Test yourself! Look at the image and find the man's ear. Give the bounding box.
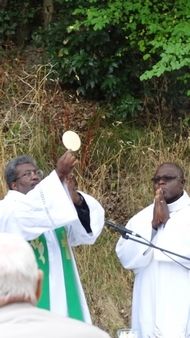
[181,178,186,185]
[10,181,17,190]
[35,270,43,302]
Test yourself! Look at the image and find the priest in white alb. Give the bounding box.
[116,162,190,338]
[0,151,105,324]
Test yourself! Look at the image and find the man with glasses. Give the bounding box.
[4,156,44,194]
[0,152,104,324]
[116,162,190,338]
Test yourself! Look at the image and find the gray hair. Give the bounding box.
[0,233,39,306]
[5,155,37,189]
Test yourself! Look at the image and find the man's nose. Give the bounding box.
[157,178,166,185]
[30,171,40,179]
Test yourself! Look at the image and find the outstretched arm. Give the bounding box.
[65,174,91,234]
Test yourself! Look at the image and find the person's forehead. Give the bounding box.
[155,164,179,176]
[16,163,36,173]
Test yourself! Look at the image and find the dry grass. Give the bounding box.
[0,55,190,337]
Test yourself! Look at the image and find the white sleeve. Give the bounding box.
[1,171,80,240]
[1,171,105,244]
[66,191,105,246]
[115,207,154,270]
[154,207,190,265]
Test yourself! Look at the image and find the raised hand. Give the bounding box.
[56,151,78,182]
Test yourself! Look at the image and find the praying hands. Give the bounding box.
[152,188,170,230]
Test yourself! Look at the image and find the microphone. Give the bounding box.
[105,222,190,268]
[105,220,141,238]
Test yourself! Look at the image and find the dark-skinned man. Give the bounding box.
[0,151,104,324]
[116,162,190,338]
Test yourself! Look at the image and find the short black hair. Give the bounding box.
[156,162,184,180]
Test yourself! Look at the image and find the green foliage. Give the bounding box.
[33,0,144,99]
[2,0,190,119]
[72,0,190,82]
[33,0,190,104]
[0,0,41,45]
[0,11,17,40]
[107,95,142,121]
[139,2,190,80]
[36,22,130,98]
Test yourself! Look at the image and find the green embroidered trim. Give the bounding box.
[30,234,50,310]
[55,227,84,321]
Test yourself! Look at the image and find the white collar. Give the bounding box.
[5,190,25,202]
[167,191,190,213]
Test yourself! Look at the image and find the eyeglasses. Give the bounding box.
[15,169,44,181]
[151,175,179,184]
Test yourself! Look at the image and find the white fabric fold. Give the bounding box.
[0,170,105,323]
[115,191,190,338]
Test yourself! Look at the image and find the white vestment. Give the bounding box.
[116,191,190,338]
[0,170,105,323]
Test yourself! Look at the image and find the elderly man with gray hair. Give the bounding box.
[0,151,105,323]
[0,233,110,338]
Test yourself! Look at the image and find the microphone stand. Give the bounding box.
[105,220,190,262]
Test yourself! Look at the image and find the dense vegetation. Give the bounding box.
[0,1,190,337]
[1,0,190,123]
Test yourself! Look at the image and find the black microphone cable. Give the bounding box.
[105,220,190,271]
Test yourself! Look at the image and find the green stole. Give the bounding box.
[30,227,84,321]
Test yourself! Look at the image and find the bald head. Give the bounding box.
[0,233,42,307]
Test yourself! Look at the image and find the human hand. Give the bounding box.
[152,188,169,230]
[56,151,78,182]
[65,174,83,205]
